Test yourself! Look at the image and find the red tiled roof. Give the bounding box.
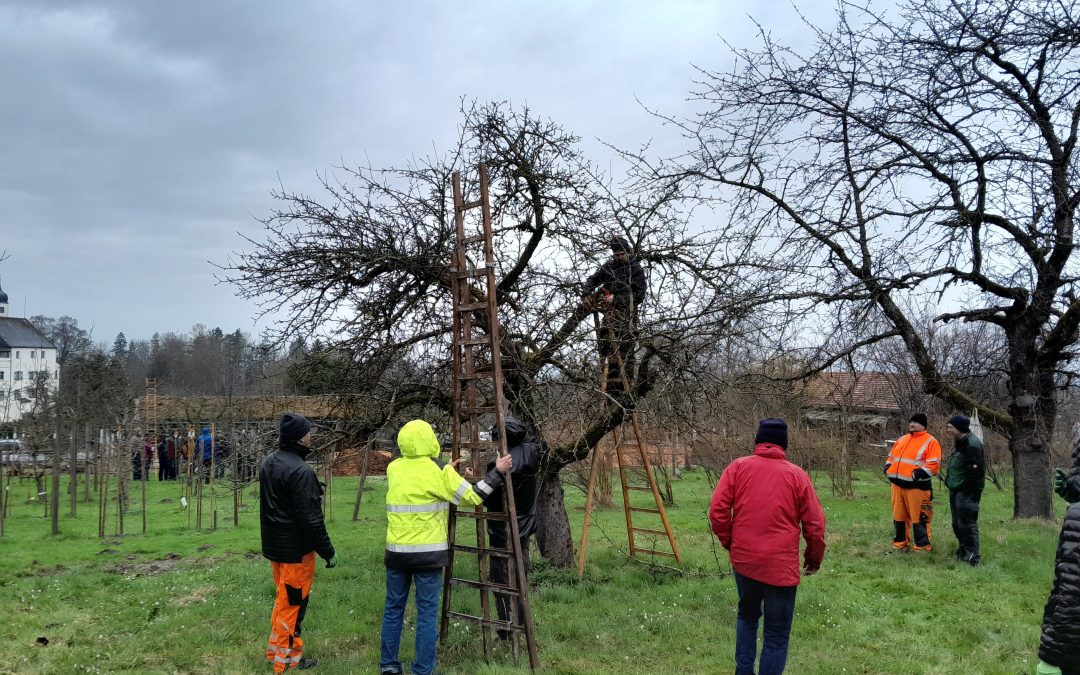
[802,371,920,412]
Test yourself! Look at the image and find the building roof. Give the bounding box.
[0,318,54,349]
[803,371,919,412]
[138,395,343,423]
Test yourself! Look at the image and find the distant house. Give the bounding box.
[802,371,921,439]
[0,281,59,424]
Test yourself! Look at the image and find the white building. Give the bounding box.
[0,282,59,424]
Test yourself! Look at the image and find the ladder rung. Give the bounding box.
[458,440,501,449]
[460,199,484,211]
[458,267,492,278]
[458,371,494,381]
[445,611,520,631]
[457,336,493,346]
[456,302,489,312]
[625,486,653,492]
[461,234,486,245]
[450,578,520,594]
[454,510,512,521]
[628,507,661,514]
[461,406,497,415]
[452,544,515,558]
[631,527,669,536]
[632,548,678,559]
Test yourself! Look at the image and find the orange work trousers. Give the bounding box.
[891,484,933,551]
[265,552,316,672]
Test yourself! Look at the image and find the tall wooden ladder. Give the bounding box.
[142,377,159,534]
[438,165,539,669]
[577,312,682,577]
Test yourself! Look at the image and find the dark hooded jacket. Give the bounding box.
[259,439,335,564]
[1062,435,1080,503]
[1039,501,1080,669]
[484,418,543,544]
[582,256,647,310]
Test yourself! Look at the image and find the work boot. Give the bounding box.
[296,657,318,670]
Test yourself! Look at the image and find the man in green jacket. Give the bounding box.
[945,415,986,566]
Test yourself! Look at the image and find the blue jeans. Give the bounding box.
[380,567,443,675]
[734,570,798,675]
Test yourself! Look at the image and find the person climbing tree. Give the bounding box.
[580,236,647,393]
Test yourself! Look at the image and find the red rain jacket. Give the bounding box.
[709,443,827,587]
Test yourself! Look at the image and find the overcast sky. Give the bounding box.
[0,0,839,345]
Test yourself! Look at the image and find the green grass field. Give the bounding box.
[0,468,1064,674]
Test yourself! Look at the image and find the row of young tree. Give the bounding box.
[223,0,1080,569]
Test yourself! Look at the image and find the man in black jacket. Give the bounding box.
[1038,435,1080,675]
[484,418,543,639]
[260,413,336,672]
[581,236,647,394]
[944,415,985,566]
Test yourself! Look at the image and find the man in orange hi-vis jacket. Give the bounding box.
[884,413,942,552]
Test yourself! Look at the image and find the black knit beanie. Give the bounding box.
[909,413,928,429]
[280,412,311,442]
[948,415,970,433]
[610,237,632,254]
[754,418,788,450]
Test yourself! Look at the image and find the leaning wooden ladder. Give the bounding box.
[577,311,682,577]
[142,377,159,534]
[438,164,539,669]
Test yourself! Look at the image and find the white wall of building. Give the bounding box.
[0,343,60,425]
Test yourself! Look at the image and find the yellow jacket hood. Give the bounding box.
[396,420,441,459]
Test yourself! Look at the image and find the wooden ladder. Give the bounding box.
[438,164,539,669]
[577,311,682,577]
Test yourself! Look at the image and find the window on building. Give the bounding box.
[13,372,21,381]
[0,372,4,380]
[0,351,8,358]
[30,351,35,359]
[15,351,19,359]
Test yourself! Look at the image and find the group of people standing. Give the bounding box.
[132,430,185,481]
[258,413,540,675]
[884,412,985,564]
[255,404,1080,674]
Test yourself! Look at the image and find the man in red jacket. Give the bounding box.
[709,418,827,675]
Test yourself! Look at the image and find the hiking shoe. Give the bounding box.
[297,657,318,670]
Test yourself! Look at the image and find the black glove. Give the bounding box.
[912,468,930,481]
[325,555,338,569]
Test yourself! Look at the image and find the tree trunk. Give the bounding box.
[1006,335,1055,519]
[1009,414,1054,519]
[535,466,575,567]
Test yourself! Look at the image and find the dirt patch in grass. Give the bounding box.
[173,586,214,607]
[104,558,182,578]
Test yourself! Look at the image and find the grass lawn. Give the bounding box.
[0,467,1064,674]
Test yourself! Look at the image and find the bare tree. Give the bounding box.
[637,0,1080,517]
[225,101,749,566]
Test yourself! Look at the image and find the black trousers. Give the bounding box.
[949,489,981,564]
[598,302,638,392]
[488,528,532,635]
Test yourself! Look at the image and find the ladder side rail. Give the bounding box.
[577,310,611,577]
[440,171,469,642]
[479,165,537,669]
[609,341,683,564]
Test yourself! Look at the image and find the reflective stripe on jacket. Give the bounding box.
[384,419,504,570]
[885,431,941,490]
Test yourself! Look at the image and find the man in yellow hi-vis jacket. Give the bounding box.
[379,419,511,675]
